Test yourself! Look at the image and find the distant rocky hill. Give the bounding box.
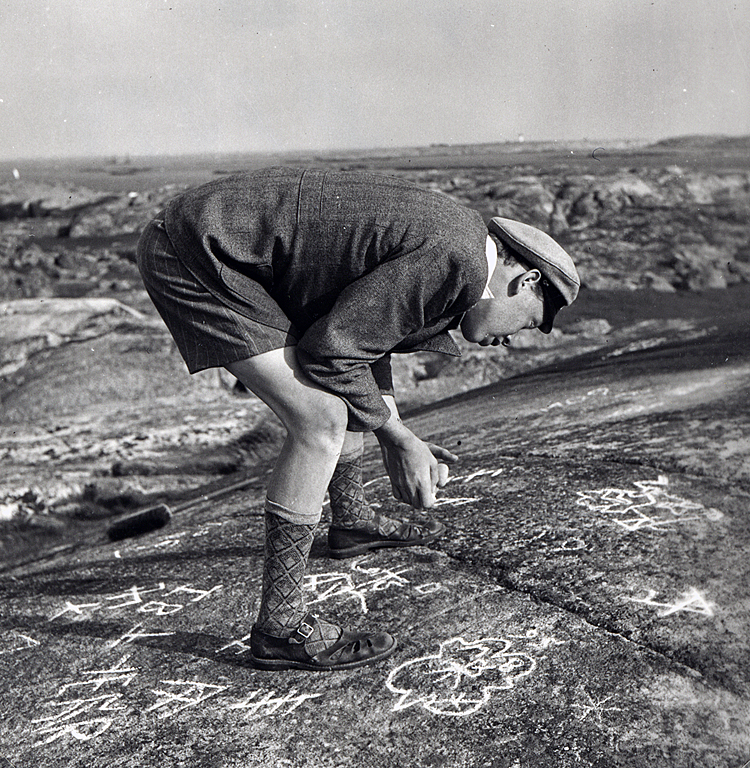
[418,164,750,292]
[1,136,748,299]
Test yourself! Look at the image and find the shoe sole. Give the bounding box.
[328,523,446,559]
[250,637,397,672]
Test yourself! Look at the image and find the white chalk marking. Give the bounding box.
[58,656,137,695]
[103,583,167,610]
[626,586,716,618]
[106,623,175,649]
[228,689,323,718]
[192,522,226,538]
[445,468,505,485]
[32,658,137,746]
[164,584,223,602]
[33,714,115,745]
[0,630,41,655]
[576,475,719,533]
[218,633,253,655]
[49,600,103,621]
[551,537,587,553]
[136,601,184,616]
[386,636,536,717]
[414,582,444,595]
[509,628,565,650]
[48,582,224,623]
[571,686,622,725]
[540,387,610,412]
[432,496,480,507]
[304,561,413,614]
[146,680,229,719]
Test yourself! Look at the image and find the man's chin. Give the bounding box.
[459,317,482,343]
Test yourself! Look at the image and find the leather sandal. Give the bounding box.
[328,515,446,559]
[250,613,397,671]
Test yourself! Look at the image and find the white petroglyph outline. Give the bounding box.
[445,467,506,485]
[49,600,103,621]
[31,657,136,746]
[28,654,325,747]
[508,628,566,651]
[360,472,483,507]
[146,680,229,719]
[300,558,447,614]
[115,525,226,556]
[571,685,623,725]
[0,630,41,655]
[227,689,323,718]
[57,656,138,695]
[106,623,176,649]
[48,582,223,622]
[552,537,587,553]
[302,558,433,614]
[386,636,536,717]
[218,633,253,656]
[33,712,117,745]
[575,475,723,533]
[303,566,409,614]
[432,496,480,507]
[625,586,716,618]
[539,387,611,413]
[414,582,445,596]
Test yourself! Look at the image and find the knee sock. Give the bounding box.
[328,453,375,528]
[257,508,312,636]
[328,454,398,535]
[257,504,341,653]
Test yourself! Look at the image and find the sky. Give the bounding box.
[2,0,749,160]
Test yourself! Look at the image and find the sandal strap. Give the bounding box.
[288,613,318,645]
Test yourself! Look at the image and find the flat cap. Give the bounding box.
[488,217,580,332]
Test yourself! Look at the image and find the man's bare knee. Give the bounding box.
[288,395,348,455]
[226,350,348,454]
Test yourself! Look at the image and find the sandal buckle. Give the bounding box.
[292,620,315,643]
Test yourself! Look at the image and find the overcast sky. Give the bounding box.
[2,0,748,160]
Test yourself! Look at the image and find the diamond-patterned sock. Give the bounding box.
[329,455,399,535]
[303,615,342,657]
[329,454,375,528]
[257,508,343,652]
[257,510,314,637]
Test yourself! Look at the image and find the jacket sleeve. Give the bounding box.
[295,248,472,432]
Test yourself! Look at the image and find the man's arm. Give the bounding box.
[295,247,477,432]
[374,394,457,509]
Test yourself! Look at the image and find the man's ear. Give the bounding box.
[508,269,542,296]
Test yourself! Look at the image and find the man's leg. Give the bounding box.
[226,349,395,670]
[328,431,375,528]
[229,347,349,518]
[326,416,446,560]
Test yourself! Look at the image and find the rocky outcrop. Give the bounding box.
[421,166,750,292]
[0,297,159,376]
[2,156,750,298]
[2,140,748,536]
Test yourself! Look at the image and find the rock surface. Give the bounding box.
[0,137,748,766]
[0,311,747,767]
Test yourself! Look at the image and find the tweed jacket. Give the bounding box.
[165,167,488,431]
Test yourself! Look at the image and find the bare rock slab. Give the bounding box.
[1,322,748,767]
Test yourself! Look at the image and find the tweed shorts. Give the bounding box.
[136,216,297,374]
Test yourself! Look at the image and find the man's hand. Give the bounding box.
[426,442,459,488]
[375,418,458,509]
